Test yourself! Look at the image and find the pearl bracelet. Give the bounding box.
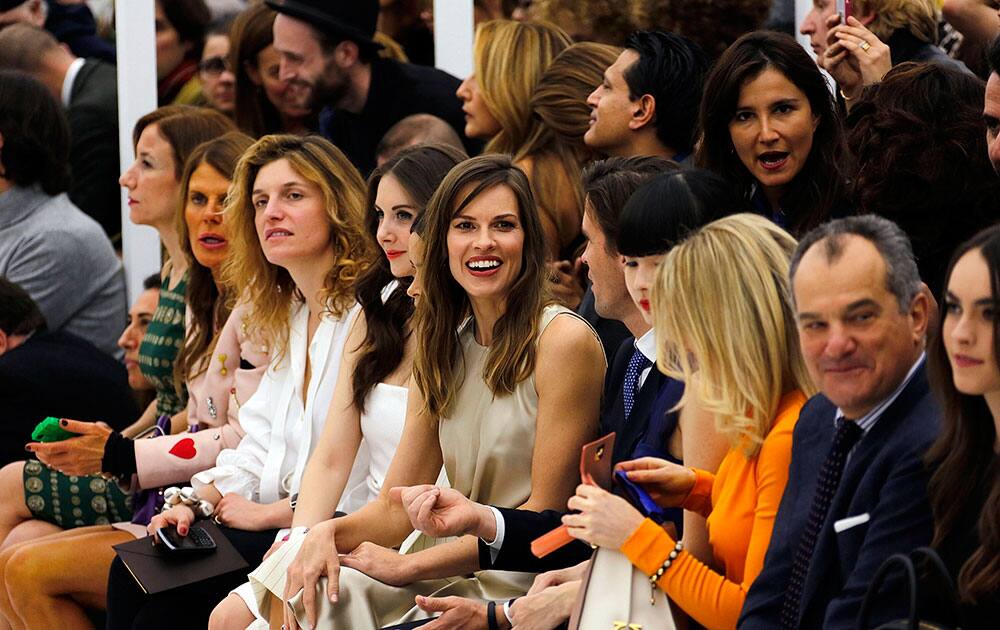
[648,539,684,603]
[162,486,215,518]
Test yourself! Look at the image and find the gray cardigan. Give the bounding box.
[0,186,126,359]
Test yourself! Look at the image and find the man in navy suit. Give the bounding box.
[739,215,940,629]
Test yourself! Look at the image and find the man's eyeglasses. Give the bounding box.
[198,57,231,77]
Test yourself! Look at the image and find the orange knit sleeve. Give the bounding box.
[680,467,715,517]
[739,413,796,588]
[619,423,795,630]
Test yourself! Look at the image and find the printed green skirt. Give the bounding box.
[23,460,133,527]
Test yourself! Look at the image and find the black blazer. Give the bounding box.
[739,362,941,629]
[67,59,121,240]
[0,330,138,466]
[480,337,684,573]
[319,57,480,175]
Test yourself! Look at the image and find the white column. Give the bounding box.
[433,0,475,78]
[115,0,161,303]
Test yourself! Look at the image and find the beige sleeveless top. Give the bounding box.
[438,304,574,509]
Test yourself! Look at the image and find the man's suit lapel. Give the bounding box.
[68,59,95,104]
[798,363,929,623]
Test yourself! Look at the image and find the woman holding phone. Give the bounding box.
[562,214,814,630]
[0,132,263,630]
[102,135,374,628]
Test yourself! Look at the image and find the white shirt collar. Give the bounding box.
[635,328,656,363]
[61,57,86,108]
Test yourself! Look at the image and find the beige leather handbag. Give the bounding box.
[567,546,677,630]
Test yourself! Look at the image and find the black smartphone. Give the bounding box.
[156,525,217,554]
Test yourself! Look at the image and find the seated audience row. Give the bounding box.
[0,1,998,628]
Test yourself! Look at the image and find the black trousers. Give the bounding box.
[105,525,278,630]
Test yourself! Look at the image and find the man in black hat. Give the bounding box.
[266,0,477,174]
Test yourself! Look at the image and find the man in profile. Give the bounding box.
[584,31,708,163]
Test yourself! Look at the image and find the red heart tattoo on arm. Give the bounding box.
[168,438,197,460]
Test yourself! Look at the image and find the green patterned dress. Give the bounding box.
[23,269,189,527]
[138,269,189,416]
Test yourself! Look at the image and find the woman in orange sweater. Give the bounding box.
[564,213,816,630]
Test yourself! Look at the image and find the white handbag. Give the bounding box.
[568,546,677,630]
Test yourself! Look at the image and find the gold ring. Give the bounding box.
[859,40,871,52]
[212,515,221,525]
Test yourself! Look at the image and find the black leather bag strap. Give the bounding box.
[910,547,963,623]
[857,552,918,630]
[857,547,963,630]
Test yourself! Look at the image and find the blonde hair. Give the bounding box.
[853,0,938,44]
[652,213,815,456]
[222,134,373,360]
[474,19,571,155]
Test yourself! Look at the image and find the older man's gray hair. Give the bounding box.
[789,215,922,312]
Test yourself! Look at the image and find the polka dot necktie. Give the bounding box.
[779,418,864,629]
[623,347,651,420]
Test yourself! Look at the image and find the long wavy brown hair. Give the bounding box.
[927,224,1000,603]
[171,131,255,394]
[413,155,549,418]
[222,134,373,361]
[351,143,466,413]
[514,41,620,256]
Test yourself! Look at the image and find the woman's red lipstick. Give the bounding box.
[953,354,984,368]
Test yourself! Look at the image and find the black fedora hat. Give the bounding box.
[265,0,381,49]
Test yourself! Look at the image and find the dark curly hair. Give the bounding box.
[846,62,1000,295]
[529,0,637,45]
[0,71,70,195]
[634,0,772,60]
[697,31,849,237]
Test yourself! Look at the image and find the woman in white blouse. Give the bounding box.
[103,134,374,629]
[210,144,468,628]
